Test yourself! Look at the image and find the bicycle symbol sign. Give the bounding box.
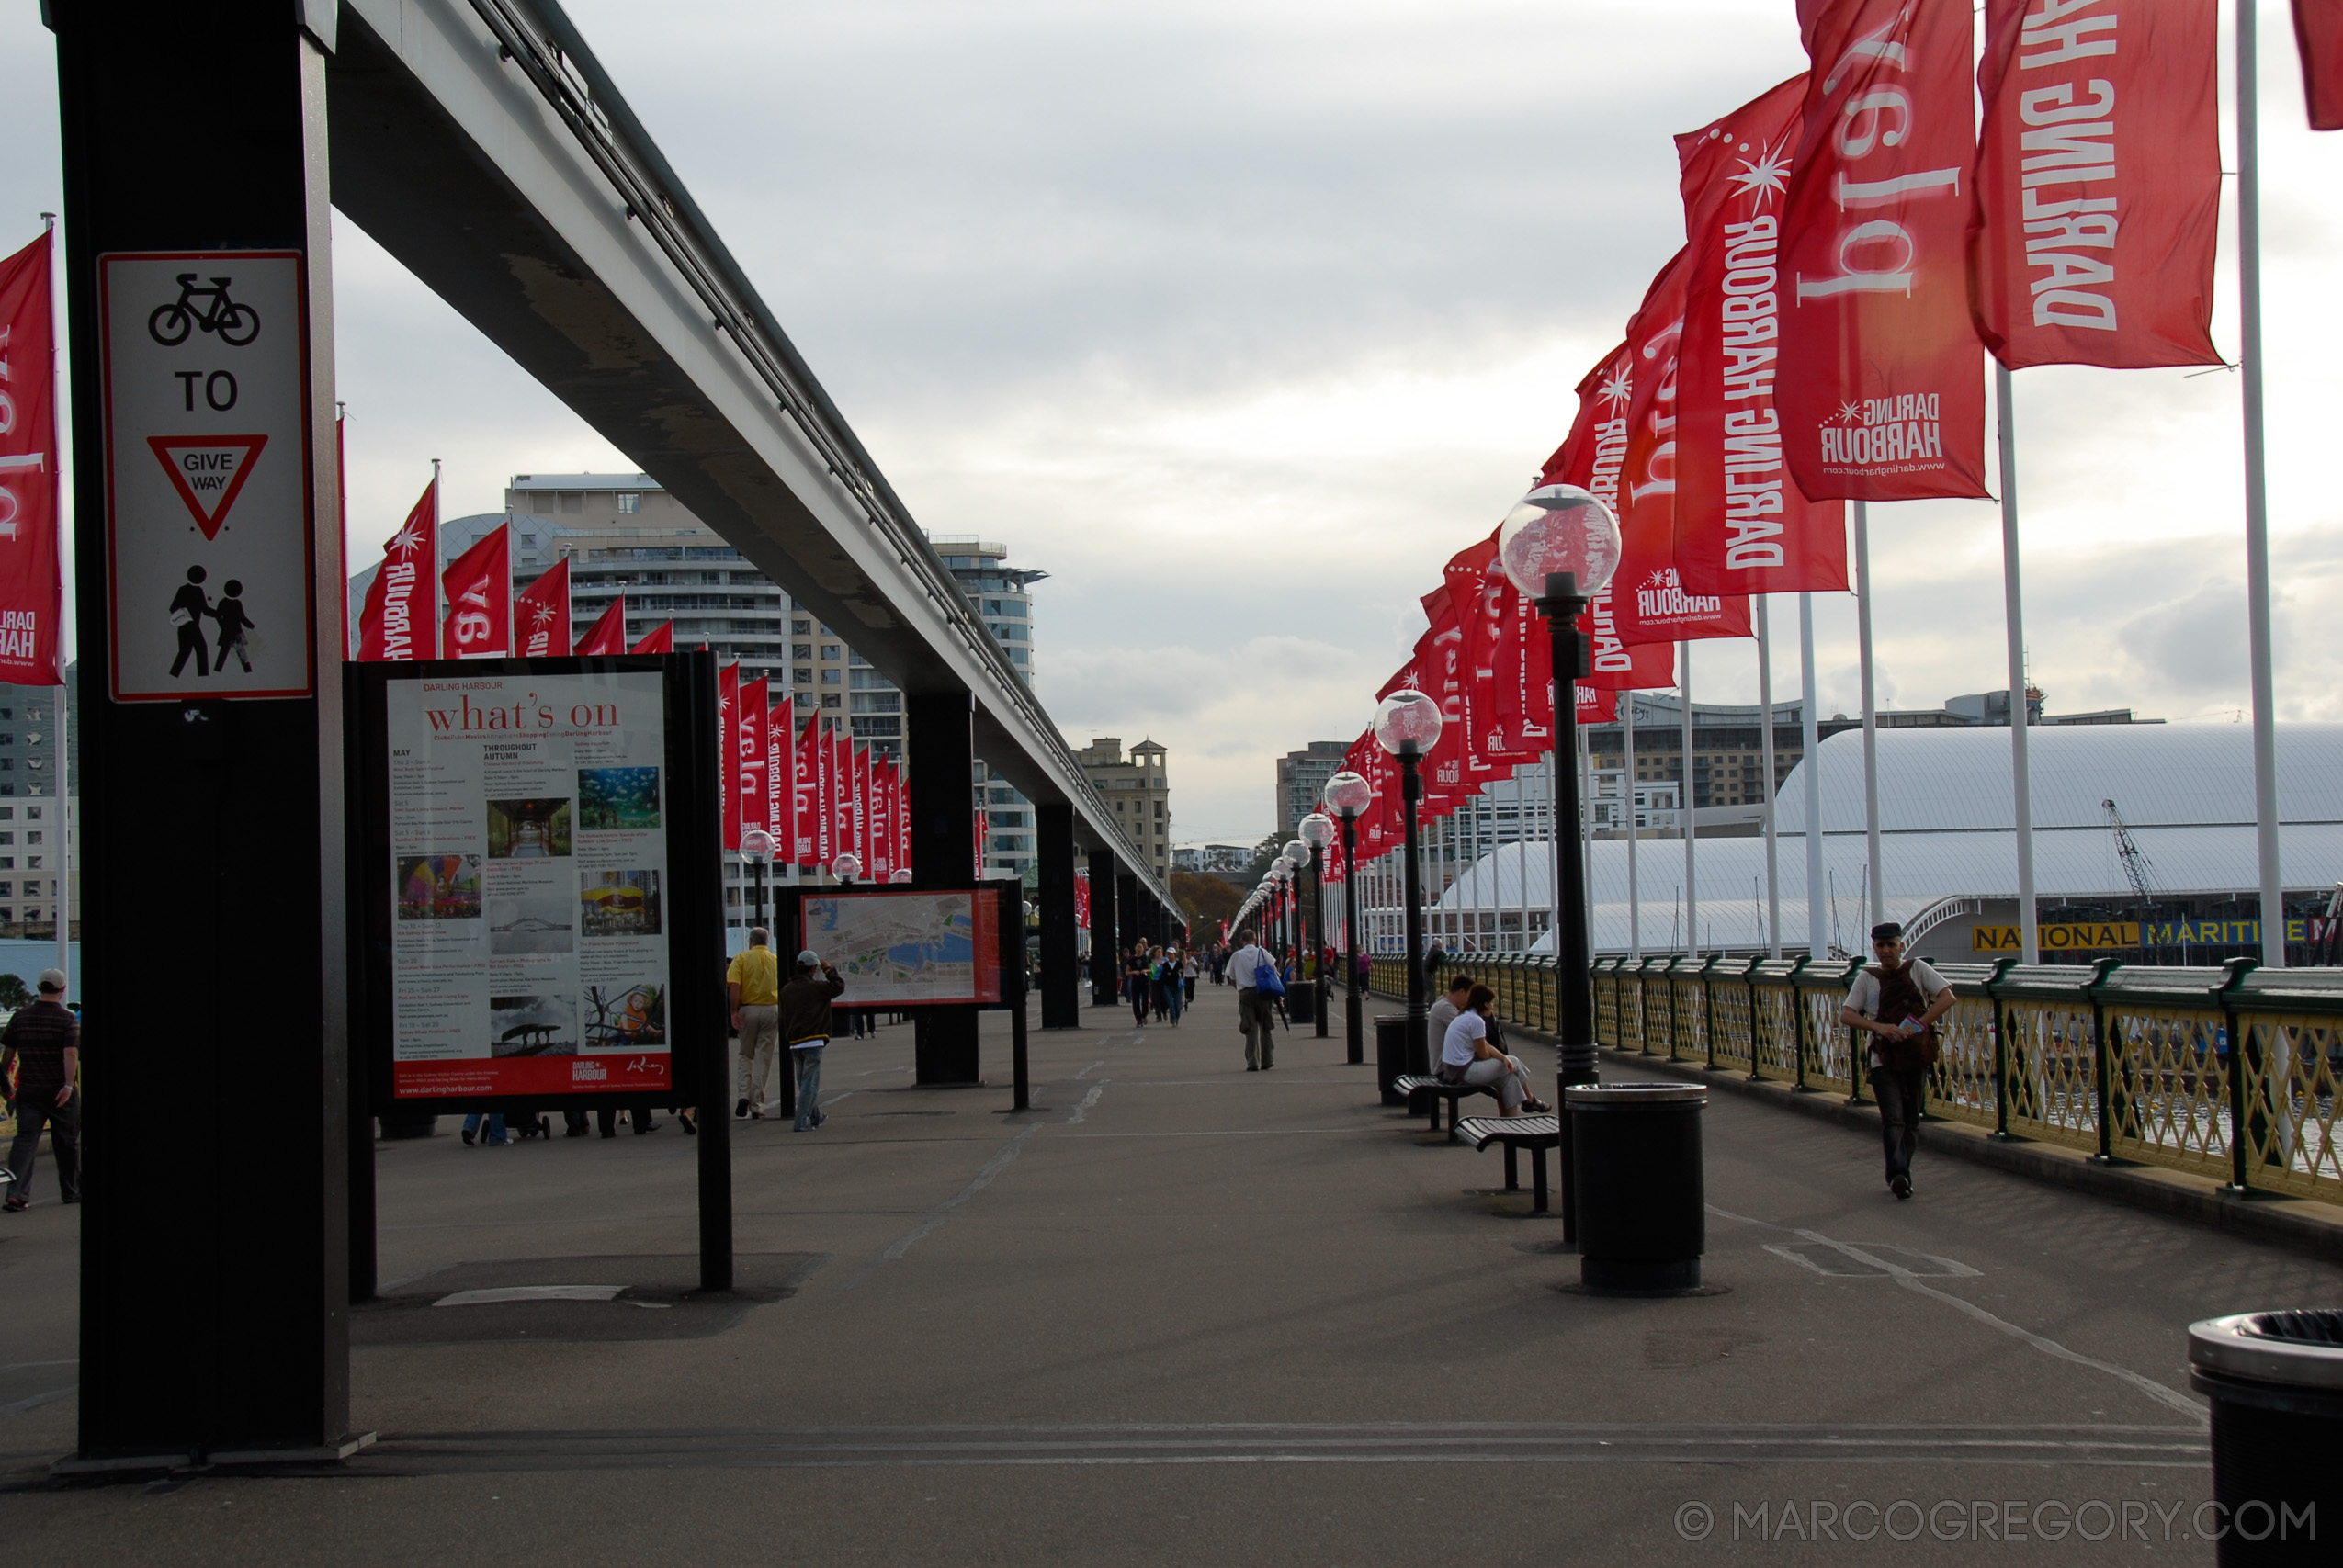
[148,274,262,348]
[98,250,314,704]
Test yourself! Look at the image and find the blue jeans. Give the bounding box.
[1164,983,1184,1023]
[793,1044,826,1130]
[463,1111,508,1145]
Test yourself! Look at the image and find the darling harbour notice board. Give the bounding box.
[787,886,1013,1007]
[352,658,722,1110]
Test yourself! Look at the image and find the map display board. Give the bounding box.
[798,887,1005,1006]
[382,670,673,1099]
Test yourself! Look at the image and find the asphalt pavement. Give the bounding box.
[3,980,2337,1565]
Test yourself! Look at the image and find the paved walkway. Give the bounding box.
[5,982,2339,1563]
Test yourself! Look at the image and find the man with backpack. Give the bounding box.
[1223,928,1281,1071]
[1840,921,1955,1201]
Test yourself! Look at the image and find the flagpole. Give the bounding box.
[1800,592,1826,959]
[1624,689,1641,961]
[1996,362,2039,964]
[1757,596,1780,959]
[44,213,70,980]
[1680,642,1696,957]
[1579,712,1593,955]
[2237,0,2285,966]
[1855,501,1885,936]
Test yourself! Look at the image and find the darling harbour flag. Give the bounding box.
[737,675,769,840]
[441,524,512,659]
[1972,0,2224,369]
[1779,0,1990,502]
[719,662,741,852]
[514,558,570,657]
[1671,74,1850,596]
[629,620,673,654]
[0,233,62,684]
[1538,344,1681,692]
[796,709,823,867]
[573,593,627,655]
[767,692,794,858]
[356,476,437,660]
[2296,0,2343,129]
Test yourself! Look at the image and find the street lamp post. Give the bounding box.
[1300,814,1335,1039]
[741,828,775,938]
[1281,839,1309,1021]
[1374,688,1443,1079]
[1495,481,1622,1097]
[1322,773,1372,1065]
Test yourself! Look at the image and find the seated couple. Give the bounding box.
[1429,976,1551,1116]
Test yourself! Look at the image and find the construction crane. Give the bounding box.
[2102,798,2158,911]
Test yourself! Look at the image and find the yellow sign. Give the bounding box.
[1972,922,2140,953]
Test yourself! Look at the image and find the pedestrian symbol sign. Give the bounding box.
[99,252,315,703]
[145,434,268,540]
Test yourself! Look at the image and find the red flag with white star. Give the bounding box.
[1779,0,1989,501]
[515,558,570,658]
[574,593,627,655]
[1672,75,1850,595]
[356,475,437,660]
[737,675,769,839]
[719,662,741,852]
[629,621,673,654]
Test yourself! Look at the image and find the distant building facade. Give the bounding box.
[0,665,74,937]
[1274,741,1350,840]
[1079,738,1172,877]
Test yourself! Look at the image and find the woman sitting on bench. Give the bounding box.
[1438,985,1551,1116]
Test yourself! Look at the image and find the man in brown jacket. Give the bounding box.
[1840,923,1953,1201]
[778,950,847,1132]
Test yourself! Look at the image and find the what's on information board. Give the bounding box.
[791,886,1010,1008]
[384,670,675,1099]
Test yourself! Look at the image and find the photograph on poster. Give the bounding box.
[488,890,576,954]
[580,870,662,937]
[490,994,578,1057]
[395,853,481,920]
[583,982,665,1050]
[488,797,572,859]
[579,766,662,831]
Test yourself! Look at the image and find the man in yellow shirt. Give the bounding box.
[728,928,783,1119]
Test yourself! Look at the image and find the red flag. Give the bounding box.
[1778,1,1990,502]
[1574,684,1620,724]
[795,712,822,868]
[896,756,912,879]
[853,742,871,863]
[719,664,741,852]
[515,558,570,658]
[0,234,62,685]
[630,621,673,654]
[737,676,769,838]
[357,477,437,661]
[574,593,628,655]
[1075,869,1092,931]
[1673,75,1851,595]
[441,525,511,659]
[1972,0,2222,369]
[832,730,854,867]
[2296,0,2343,128]
[779,708,798,865]
[869,755,894,879]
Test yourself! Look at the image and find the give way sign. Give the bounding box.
[98,251,315,702]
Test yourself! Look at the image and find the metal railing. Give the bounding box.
[1369,952,2343,1206]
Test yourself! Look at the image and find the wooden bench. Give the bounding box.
[1457,1113,1562,1212]
[1390,1073,1498,1138]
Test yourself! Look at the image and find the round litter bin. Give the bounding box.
[2188,1310,2343,1564]
[1566,1082,1706,1292]
[1374,1015,1413,1106]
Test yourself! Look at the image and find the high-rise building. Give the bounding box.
[925,539,1046,882]
[1078,738,1172,877]
[1274,741,1349,840]
[0,666,76,937]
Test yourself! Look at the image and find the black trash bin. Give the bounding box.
[1374,1014,1414,1106]
[2189,1310,2343,1564]
[1566,1082,1706,1292]
[1288,984,1316,1026]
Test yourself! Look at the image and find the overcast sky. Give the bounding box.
[6,1,2343,844]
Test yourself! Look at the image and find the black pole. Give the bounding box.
[1311,844,1329,1038]
[1400,751,1429,1077]
[1341,815,1363,1065]
[1011,958,1031,1111]
[1534,571,1599,1094]
[753,856,766,936]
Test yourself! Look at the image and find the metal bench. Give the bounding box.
[1457,1113,1561,1212]
[1390,1073,1497,1138]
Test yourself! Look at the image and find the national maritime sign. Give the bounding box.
[98,252,314,702]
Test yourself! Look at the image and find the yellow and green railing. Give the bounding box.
[1366,951,2343,1206]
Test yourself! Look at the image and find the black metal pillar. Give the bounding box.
[1534,573,1599,1091]
[907,691,979,1082]
[1088,848,1116,1005]
[1400,754,1429,1077]
[1310,845,1330,1038]
[1117,873,1141,960]
[1341,817,1364,1064]
[1037,804,1079,1028]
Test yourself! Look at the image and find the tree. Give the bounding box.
[1236,832,1285,886]
[1172,871,1241,933]
[0,972,28,1010]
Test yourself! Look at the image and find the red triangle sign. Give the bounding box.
[146,434,269,541]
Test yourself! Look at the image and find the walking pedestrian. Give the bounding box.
[1182,948,1199,1005]
[460,1111,508,1146]
[1225,928,1280,1070]
[730,927,784,1119]
[1125,941,1151,1028]
[779,949,848,1132]
[1840,921,1953,1201]
[1162,947,1186,1027]
[1,969,78,1210]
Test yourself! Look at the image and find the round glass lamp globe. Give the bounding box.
[1298,812,1336,848]
[889,868,912,884]
[1495,482,1621,600]
[740,827,775,861]
[832,852,862,881]
[1373,689,1443,757]
[1282,839,1309,865]
[1322,771,1373,818]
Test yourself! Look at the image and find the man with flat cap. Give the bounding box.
[2,968,78,1211]
[1840,922,1953,1201]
